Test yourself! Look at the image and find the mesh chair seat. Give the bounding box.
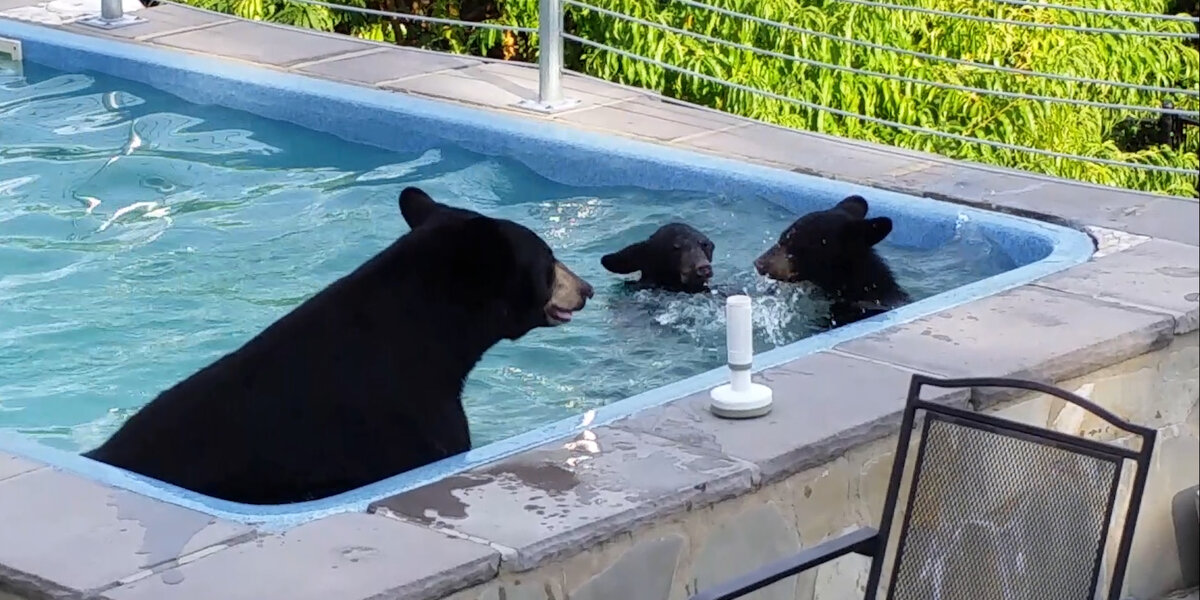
[889,413,1123,599]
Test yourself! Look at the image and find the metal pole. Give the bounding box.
[537,0,564,106]
[518,0,577,112]
[100,0,123,21]
[80,0,146,29]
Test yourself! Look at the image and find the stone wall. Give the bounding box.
[443,332,1199,600]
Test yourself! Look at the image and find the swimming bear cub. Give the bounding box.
[754,195,910,326]
[601,223,716,293]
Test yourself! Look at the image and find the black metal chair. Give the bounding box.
[688,374,1157,600]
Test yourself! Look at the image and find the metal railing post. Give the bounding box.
[538,0,564,106]
[518,0,579,113]
[80,0,147,29]
[100,0,123,21]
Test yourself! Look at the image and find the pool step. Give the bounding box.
[0,37,21,62]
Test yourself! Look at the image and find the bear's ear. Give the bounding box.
[601,241,648,274]
[842,216,893,248]
[398,187,443,229]
[834,195,869,219]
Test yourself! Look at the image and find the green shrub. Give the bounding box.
[181,0,1200,197]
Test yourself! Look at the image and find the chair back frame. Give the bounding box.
[863,375,1158,600]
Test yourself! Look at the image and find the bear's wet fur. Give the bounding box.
[601,223,716,293]
[754,195,910,327]
[84,187,593,505]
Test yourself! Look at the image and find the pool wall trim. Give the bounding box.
[0,17,1098,530]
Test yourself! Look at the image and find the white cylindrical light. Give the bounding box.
[725,295,753,393]
[709,295,774,419]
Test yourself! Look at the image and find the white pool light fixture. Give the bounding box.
[709,294,774,419]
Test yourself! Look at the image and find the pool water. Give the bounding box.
[0,61,1017,452]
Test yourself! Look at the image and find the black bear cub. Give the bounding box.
[754,195,910,326]
[601,223,716,293]
[84,187,594,505]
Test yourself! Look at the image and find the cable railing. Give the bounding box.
[984,0,1200,22]
[565,0,1195,117]
[662,0,1199,98]
[83,0,1200,188]
[565,32,1197,175]
[830,0,1200,38]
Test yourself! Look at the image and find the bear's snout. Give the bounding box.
[546,261,593,325]
[754,245,793,281]
[679,246,713,288]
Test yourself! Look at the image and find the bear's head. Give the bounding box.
[398,187,594,339]
[600,223,715,293]
[753,195,894,290]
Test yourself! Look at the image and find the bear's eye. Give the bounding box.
[821,239,827,246]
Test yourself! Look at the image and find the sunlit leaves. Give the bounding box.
[568,0,1199,196]
[180,0,1198,195]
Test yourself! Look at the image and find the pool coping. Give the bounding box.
[0,5,1198,600]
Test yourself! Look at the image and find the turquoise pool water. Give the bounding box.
[0,61,1017,453]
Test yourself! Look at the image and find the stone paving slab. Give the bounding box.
[1036,239,1200,335]
[835,284,1177,408]
[371,426,756,572]
[889,162,1200,246]
[679,121,934,181]
[64,2,229,40]
[105,513,499,600]
[0,452,41,482]
[383,66,532,110]
[0,0,142,24]
[295,46,481,85]
[0,0,36,11]
[1116,197,1200,248]
[553,95,747,142]
[613,351,969,485]
[149,19,373,67]
[473,61,643,103]
[385,61,642,112]
[0,467,254,596]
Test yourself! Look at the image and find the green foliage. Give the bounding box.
[180,0,1200,197]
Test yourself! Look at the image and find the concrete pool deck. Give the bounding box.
[0,3,1198,600]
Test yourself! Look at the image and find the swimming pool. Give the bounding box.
[0,60,1020,454]
[0,19,1093,527]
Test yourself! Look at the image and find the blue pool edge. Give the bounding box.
[0,18,1096,531]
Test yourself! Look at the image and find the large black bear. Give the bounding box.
[754,195,910,327]
[84,187,594,505]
